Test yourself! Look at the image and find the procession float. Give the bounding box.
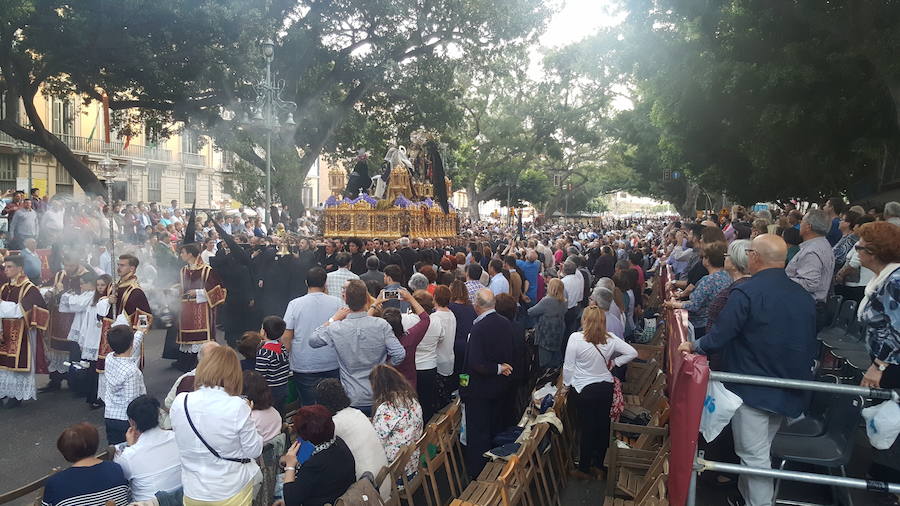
[323,131,459,238]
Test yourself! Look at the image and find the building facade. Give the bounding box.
[0,92,228,207]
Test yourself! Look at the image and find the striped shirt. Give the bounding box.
[325,268,360,298]
[41,461,130,506]
[103,331,146,421]
[256,340,291,387]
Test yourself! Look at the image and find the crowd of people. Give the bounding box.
[2,188,898,506]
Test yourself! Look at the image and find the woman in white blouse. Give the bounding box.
[170,346,263,505]
[563,305,637,481]
[402,289,456,424]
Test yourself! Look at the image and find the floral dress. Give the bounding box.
[862,266,900,366]
[681,269,732,330]
[372,399,423,477]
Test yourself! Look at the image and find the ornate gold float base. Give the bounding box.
[323,197,458,238]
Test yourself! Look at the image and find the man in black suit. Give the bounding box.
[460,288,515,478]
[396,236,417,283]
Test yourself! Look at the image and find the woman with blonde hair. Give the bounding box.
[563,306,638,480]
[528,277,568,369]
[170,346,263,505]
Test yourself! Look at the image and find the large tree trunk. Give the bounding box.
[466,181,480,220]
[675,180,700,218]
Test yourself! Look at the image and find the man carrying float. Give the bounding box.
[0,255,50,408]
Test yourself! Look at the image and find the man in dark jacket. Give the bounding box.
[460,288,514,478]
[396,236,417,283]
[210,223,257,347]
[679,234,817,506]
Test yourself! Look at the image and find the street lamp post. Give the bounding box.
[245,38,297,231]
[98,152,119,280]
[14,140,36,194]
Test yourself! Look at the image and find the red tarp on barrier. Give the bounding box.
[669,353,710,506]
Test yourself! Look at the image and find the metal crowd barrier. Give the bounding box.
[684,371,900,506]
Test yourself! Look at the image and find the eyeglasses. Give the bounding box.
[853,244,872,253]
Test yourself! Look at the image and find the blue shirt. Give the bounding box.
[487,273,510,295]
[681,269,732,329]
[517,259,540,301]
[42,461,130,506]
[284,292,344,373]
[693,268,817,417]
[826,217,842,246]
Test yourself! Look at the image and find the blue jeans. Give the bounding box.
[291,370,340,406]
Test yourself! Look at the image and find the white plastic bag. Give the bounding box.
[700,380,743,442]
[862,400,900,450]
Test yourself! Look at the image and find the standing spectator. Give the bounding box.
[883,201,900,226]
[370,364,423,479]
[679,234,818,506]
[460,289,514,478]
[465,263,486,304]
[113,395,182,502]
[325,252,360,298]
[528,278,568,369]
[786,209,836,331]
[486,258,509,295]
[834,215,877,303]
[852,222,900,485]
[707,240,753,334]
[407,288,455,422]
[310,279,406,415]
[316,379,390,500]
[381,264,410,312]
[563,306,637,480]
[281,405,357,506]
[255,315,290,409]
[347,238,367,275]
[823,196,846,246]
[42,423,130,506]
[832,211,861,272]
[359,255,385,293]
[494,293,530,423]
[591,277,626,340]
[282,267,343,406]
[665,242,731,339]
[448,280,478,376]
[170,346,263,505]
[199,237,217,264]
[104,322,148,445]
[517,249,541,305]
[561,261,585,339]
[10,198,38,250]
[375,288,430,387]
[21,237,42,283]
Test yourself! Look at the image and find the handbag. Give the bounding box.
[593,344,624,421]
[183,394,252,464]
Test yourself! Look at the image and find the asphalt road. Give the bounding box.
[0,328,188,504]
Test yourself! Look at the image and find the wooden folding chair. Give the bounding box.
[375,445,409,506]
[610,471,669,506]
[605,423,668,497]
[447,398,469,489]
[521,423,559,506]
[615,438,669,499]
[398,437,431,506]
[420,412,460,506]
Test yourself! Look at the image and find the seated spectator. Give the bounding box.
[370,364,423,479]
[282,405,356,506]
[316,379,390,500]
[170,346,263,504]
[243,370,283,443]
[114,395,182,502]
[42,423,130,506]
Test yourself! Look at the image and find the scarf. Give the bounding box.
[858,263,900,320]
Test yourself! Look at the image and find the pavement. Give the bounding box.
[0,328,186,505]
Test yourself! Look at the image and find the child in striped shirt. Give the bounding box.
[255,316,290,410]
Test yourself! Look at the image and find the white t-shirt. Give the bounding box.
[114,428,182,501]
[403,310,456,376]
[562,332,638,393]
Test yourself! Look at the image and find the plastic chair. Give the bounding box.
[777,375,839,438]
[818,300,857,345]
[771,395,864,506]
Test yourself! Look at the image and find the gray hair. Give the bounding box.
[591,277,615,310]
[474,288,495,310]
[727,239,751,274]
[803,209,831,236]
[399,237,410,247]
[757,209,772,223]
[366,255,380,270]
[408,272,429,291]
[562,261,577,276]
[884,201,900,219]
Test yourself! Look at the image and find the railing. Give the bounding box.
[180,151,206,166]
[0,131,178,163]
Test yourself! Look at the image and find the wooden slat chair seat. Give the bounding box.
[437,399,468,496]
[375,445,410,506]
[623,373,665,410]
[622,359,661,396]
[521,423,558,506]
[605,423,669,497]
[610,472,668,506]
[420,410,459,506]
[397,437,431,506]
[615,439,670,499]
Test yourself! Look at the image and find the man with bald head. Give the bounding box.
[679,234,817,506]
[461,288,515,478]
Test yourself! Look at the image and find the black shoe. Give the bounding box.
[4,398,22,409]
[88,399,105,410]
[726,493,746,506]
[38,381,61,393]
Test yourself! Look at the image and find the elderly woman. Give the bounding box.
[591,277,626,339]
[528,278,568,369]
[665,242,731,339]
[408,272,430,293]
[282,405,356,506]
[170,346,263,505]
[42,423,130,506]
[707,240,753,332]
[853,222,900,488]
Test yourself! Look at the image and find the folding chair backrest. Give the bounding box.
[835,300,858,329]
[825,295,843,328]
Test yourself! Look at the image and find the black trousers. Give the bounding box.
[571,381,614,472]
[464,395,509,478]
[417,368,439,424]
[834,284,865,304]
[563,306,582,354]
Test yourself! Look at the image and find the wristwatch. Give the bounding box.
[876,362,889,372]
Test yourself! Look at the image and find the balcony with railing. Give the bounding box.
[0,130,176,163]
[180,151,206,167]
